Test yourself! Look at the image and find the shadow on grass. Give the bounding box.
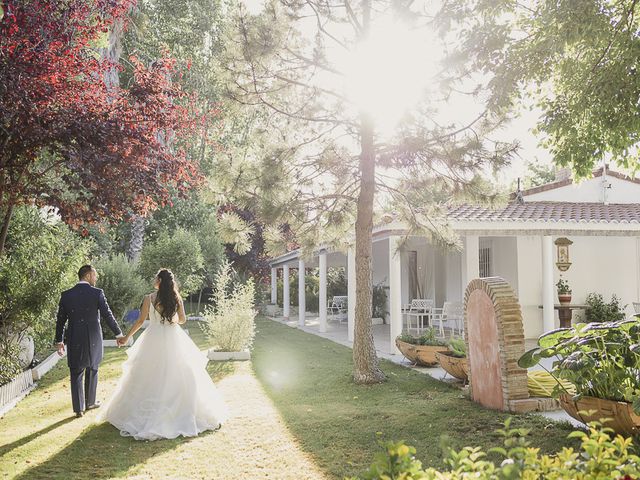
[14,422,192,480]
[0,417,75,458]
[206,361,238,382]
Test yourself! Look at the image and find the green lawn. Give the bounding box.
[0,317,578,480]
[252,317,578,478]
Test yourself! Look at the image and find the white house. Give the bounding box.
[268,166,640,354]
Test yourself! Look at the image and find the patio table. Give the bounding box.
[537,304,588,328]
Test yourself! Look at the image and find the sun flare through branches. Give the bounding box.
[342,17,439,136]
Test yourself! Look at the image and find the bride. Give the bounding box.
[99,269,228,440]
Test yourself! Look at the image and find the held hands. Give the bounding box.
[56,342,65,357]
[116,336,129,347]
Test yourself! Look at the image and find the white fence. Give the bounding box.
[0,370,35,417]
[0,351,62,417]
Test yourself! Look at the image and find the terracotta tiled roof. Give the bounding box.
[448,202,640,224]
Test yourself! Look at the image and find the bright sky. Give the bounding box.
[240,0,555,187]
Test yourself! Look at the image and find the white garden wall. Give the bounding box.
[526,175,640,204]
[515,234,640,339]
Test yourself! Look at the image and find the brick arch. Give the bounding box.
[464,277,528,411]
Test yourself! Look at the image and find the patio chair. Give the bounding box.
[327,296,348,323]
[431,301,464,338]
[402,299,434,333]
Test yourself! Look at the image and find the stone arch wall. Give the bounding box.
[464,277,528,411]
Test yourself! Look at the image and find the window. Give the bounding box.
[479,240,492,278]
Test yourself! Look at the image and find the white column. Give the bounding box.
[542,235,555,332]
[270,267,277,304]
[347,247,356,342]
[298,259,306,327]
[283,264,290,320]
[389,236,403,354]
[464,235,480,284]
[319,251,327,333]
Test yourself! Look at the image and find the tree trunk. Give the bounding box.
[197,287,204,315]
[352,111,385,384]
[0,200,15,256]
[127,215,146,263]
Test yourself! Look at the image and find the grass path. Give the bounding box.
[252,317,578,478]
[1,317,579,479]
[0,327,327,480]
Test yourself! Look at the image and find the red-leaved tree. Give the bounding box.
[0,0,203,254]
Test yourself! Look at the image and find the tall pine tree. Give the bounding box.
[217,0,513,383]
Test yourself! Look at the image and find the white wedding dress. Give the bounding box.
[99,303,228,440]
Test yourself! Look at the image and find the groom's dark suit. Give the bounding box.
[55,282,122,414]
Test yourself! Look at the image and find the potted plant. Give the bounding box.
[435,337,469,382]
[519,320,640,436]
[395,327,449,367]
[201,263,257,361]
[371,284,387,325]
[556,278,572,304]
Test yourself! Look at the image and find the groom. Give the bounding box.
[55,265,125,418]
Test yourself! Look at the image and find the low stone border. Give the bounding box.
[207,349,251,361]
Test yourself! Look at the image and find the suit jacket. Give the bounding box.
[55,283,122,369]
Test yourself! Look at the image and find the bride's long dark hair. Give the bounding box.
[155,269,180,323]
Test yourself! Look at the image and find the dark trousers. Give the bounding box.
[69,367,98,413]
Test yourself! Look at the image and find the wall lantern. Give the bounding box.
[555,237,573,272]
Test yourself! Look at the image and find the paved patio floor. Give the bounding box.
[267,313,580,427]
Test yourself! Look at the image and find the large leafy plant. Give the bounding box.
[448,338,466,358]
[519,320,640,412]
[351,420,640,480]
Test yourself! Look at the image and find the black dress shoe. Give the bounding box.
[75,411,84,418]
[86,401,101,411]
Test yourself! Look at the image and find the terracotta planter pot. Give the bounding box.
[559,393,640,436]
[395,338,449,367]
[558,293,572,304]
[435,351,469,381]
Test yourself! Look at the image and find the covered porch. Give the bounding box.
[268,202,640,356]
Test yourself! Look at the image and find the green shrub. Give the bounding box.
[0,206,88,384]
[351,420,640,479]
[201,263,256,352]
[138,228,204,295]
[277,272,320,312]
[0,343,23,386]
[372,283,387,320]
[448,338,466,358]
[95,254,147,339]
[397,328,447,347]
[585,292,626,323]
[327,267,347,299]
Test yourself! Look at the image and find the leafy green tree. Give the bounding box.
[95,254,148,337]
[0,206,89,383]
[440,0,640,177]
[216,0,511,383]
[115,0,226,261]
[138,228,205,295]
